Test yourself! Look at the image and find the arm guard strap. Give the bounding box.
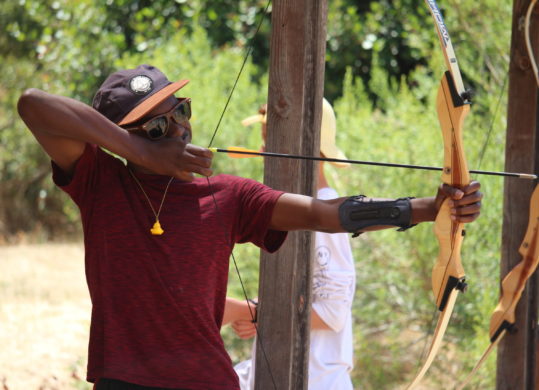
[339,195,416,237]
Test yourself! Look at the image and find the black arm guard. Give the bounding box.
[339,195,416,237]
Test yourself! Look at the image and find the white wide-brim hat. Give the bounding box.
[242,99,349,168]
[320,98,349,168]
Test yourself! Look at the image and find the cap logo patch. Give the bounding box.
[129,75,153,95]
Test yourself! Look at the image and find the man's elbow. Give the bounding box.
[17,88,43,124]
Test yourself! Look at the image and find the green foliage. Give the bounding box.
[0,0,515,388]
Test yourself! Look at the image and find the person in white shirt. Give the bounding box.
[223,98,356,390]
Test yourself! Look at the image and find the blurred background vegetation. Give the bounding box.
[0,0,513,388]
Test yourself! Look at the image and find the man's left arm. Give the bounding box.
[269,181,483,234]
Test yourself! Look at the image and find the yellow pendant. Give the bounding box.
[151,221,164,235]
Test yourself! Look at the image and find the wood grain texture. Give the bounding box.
[255,1,328,389]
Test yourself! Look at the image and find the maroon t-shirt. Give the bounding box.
[52,144,287,389]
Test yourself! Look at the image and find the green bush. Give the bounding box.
[0,0,514,388]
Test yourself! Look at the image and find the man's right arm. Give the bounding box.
[17,88,212,180]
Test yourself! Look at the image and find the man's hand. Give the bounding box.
[434,180,483,223]
[142,137,213,181]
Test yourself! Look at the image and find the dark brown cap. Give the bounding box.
[92,64,189,125]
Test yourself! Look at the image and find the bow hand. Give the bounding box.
[434,181,483,223]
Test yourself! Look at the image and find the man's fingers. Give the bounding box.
[442,180,481,199]
[452,212,481,223]
[449,191,483,208]
[461,180,481,195]
[181,145,213,177]
[185,144,214,165]
[451,201,481,216]
[187,153,213,169]
[186,143,214,157]
[171,154,213,179]
[148,140,213,178]
[450,200,482,223]
[441,184,465,200]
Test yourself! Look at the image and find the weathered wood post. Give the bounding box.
[254,1,328,389]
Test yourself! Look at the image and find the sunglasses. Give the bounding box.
[124,98,192,140]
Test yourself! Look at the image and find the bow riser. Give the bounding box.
[432,71,471,310]
[432,204,466,310]
[437,72,471,187]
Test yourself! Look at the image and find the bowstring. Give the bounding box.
[473,74,508,175]
[207,2,272,148]
[473,0,538,175]
[204,1,278,388]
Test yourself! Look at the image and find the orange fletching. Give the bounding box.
[225,146,260,159]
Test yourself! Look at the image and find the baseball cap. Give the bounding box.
[241,98,349,168]
[92,64,189,126]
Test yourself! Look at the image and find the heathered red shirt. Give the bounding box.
[52,144,287,389]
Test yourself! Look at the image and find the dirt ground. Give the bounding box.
[0,243,474,390]
[0,243,91,390]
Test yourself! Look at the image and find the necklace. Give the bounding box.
[128,168,174,235]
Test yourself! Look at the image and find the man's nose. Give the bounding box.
[169,121,190,140]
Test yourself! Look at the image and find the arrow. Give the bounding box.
[209,146,537,180]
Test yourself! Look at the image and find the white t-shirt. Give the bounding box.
[235,187,356,390]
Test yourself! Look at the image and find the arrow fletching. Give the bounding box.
[209,146,261,159]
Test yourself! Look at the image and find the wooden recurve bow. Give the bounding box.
[407,1,472,388]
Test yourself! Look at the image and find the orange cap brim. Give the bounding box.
[118,80,189,126]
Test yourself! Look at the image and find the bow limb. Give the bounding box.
[406,2,472,389]
[525,0,539,86]
[455,184,539,390]
[431,69,471,310]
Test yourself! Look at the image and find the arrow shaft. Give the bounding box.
[210,148,537,180]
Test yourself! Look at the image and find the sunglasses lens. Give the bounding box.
[146,117,168,139]
[173,101,191,123]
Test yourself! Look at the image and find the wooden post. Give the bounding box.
[497,0,539,389]
[254,1,328,389]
